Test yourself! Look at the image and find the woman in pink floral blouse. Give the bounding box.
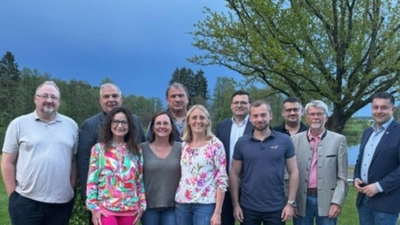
[175,105,228,225]
[86,107,146,225]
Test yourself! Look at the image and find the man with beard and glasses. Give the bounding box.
[274,97,308,136]
[230,100,299,225]
[77,83,146,225]
[292,100,348,225]
[274,97,308,199]
[1,81,78,225]
[215,90,253,225]
[354,92,400,225]
[146,82,189,142]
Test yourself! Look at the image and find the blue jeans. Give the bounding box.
[175,203,215,225]
[141,207,177,225]
[357,196,399,225]
[241,206,284,225]
[8,191,74,225]
[293,194,336,225]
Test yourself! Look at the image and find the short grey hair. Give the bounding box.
[36,81,60,98]
[305,100,329,115]
[166,82,189,98]
[100,83,122,96]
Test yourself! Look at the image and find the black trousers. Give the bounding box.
[222,191,237,225]
[9,191,74,225]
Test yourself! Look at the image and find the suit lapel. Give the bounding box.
[371,121,397,162]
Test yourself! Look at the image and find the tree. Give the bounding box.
[0,51,20,126]
[210,77,237,127]
[190,0,400,133]
[169,67,209,106]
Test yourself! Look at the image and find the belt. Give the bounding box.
[307,188,318,195]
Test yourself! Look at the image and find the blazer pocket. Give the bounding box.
[326,154,337,158]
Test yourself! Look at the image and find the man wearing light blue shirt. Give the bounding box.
[354,92,400,225]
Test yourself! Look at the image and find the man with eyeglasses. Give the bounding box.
[215,90,253,225]
[274,97,308,199]
[291,100,348,225]
[1,81,79,225]
[77,83,145,225]
[230,100,299,224]
[274,97,308,136]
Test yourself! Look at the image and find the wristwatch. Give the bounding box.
[287,200,297,208]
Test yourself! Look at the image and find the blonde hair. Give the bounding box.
[181,104,214,143]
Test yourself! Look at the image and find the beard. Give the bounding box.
[254,122,269,131]
[41,105,55,114]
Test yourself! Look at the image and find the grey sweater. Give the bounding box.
[140,142,182,209]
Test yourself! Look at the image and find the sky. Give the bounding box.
[1,1,372,117]
[0,0,242,103]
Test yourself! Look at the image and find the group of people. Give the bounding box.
[1,80,399,225]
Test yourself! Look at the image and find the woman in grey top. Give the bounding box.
[140,111,181,225]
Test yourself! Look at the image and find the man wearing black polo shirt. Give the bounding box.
[274,97,307,136]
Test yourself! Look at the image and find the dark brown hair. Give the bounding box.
[148,111,176,145]
[98,106,140,156]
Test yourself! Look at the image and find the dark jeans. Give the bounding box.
[357,196,399,225]
[8,191,74,225]
[222,191,237,225]
[141,207,177,225]
[241,206,284,225]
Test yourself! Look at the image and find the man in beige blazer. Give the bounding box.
[291,100,348,225]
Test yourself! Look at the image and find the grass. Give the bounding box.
[0,158,397,225]
[0,156,10,225]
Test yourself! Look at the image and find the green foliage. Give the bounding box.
[190,0,400,133]
[169,67,209,106]
[0,51,20,127]
[69,184,89,225]
[343,117,371,146]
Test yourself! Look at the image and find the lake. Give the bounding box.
[348,144,360,166]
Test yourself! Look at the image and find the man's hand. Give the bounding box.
[233,205,244,223]
[281,204,295,222]
[328,203,341,219]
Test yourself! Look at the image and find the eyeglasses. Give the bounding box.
[307,112,325,117]
[283,108,301,113]
[36,94,60,100]
[232,101,249,106]
[112,120,128,126]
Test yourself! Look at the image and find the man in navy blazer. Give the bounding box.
[77,83,145,225]
[354,92,400,225]
[215,90,253,225]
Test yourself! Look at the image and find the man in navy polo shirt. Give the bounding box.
[230,99,299,225]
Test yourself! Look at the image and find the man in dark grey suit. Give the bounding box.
[215,90,253,225]
[76,83,145,225]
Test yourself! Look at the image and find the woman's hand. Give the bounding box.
[92,211,108,225]
[132,209,144,225]
[210,212,221,225]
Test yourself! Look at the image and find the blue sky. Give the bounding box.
[0,0,241,102]
[1,1,372,117]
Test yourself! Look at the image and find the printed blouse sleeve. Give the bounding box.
[85,143,102,213]
[213,138,228,192]
[136,150,146,211]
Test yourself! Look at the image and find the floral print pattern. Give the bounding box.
[86,143,146,213]
[175,136,228,203]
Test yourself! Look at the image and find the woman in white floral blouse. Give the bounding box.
[175,104,228,225]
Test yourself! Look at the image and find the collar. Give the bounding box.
[306,128,327,142]
[231,115,249,126]
[372,117,393,132]
[34,110,61,123]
